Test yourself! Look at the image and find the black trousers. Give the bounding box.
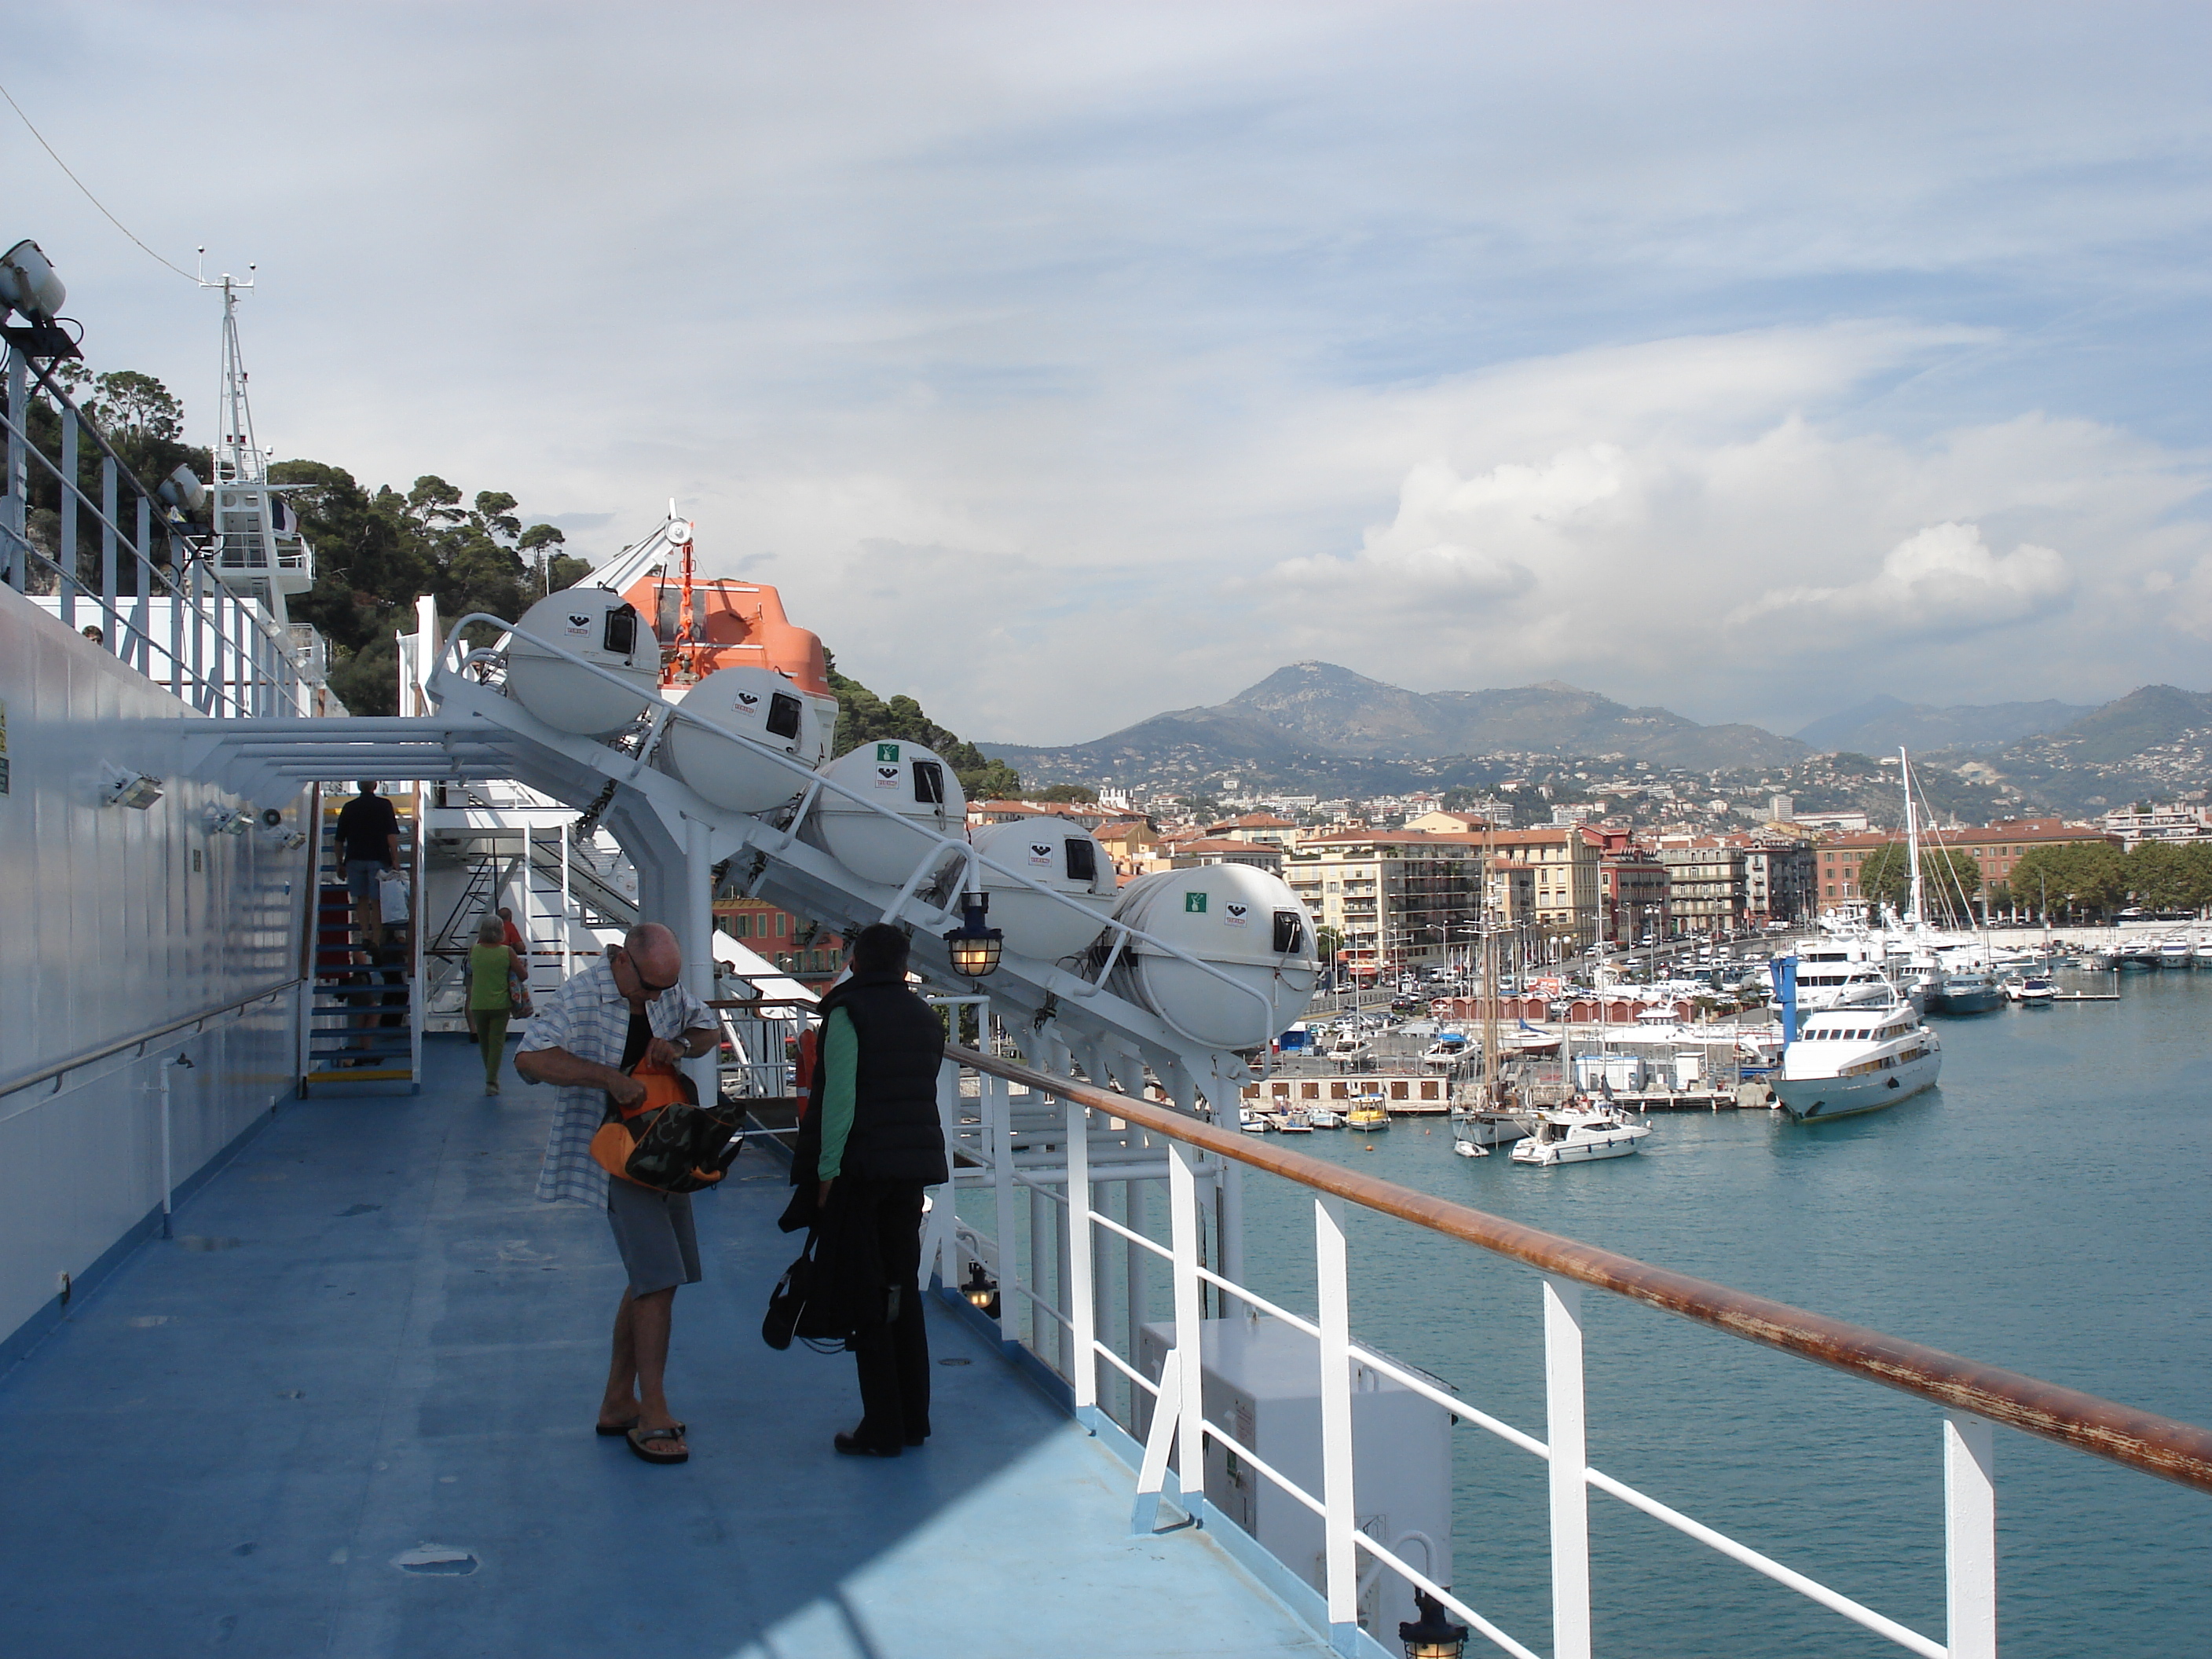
[846,1177,931,1450]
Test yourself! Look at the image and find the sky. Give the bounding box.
[7,2,2212,745]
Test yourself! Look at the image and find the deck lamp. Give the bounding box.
[0,238,78,357]
[944,892,1003,979]
[1397,1591,1469,1658]
[960,1260,1001,1318]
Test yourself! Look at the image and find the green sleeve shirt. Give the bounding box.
[816,1006,858,1181]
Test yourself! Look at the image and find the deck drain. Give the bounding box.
[392,1544,478,1576]
[175,1236,243,1251]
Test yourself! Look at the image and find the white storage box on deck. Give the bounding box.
[1137,1317,1451,1641]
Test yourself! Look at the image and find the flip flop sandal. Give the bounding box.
[595,1415,640,1437]
[626,1424,689,1465]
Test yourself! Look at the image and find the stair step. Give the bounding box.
[305,1067,415,1082]
[308,1042,412,1057]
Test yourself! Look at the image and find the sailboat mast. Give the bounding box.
[1901,747,1924,932]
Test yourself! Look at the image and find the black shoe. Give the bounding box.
[903,1432,928,1447]
[834,1431,901,1458]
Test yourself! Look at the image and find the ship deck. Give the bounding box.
[0,1039,1328,1659]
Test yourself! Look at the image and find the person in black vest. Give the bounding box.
[792,922,948,1456]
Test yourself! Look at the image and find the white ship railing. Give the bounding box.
[0,351,313,717]
[932,1034,2212,1659]
[432,613,1299,1058]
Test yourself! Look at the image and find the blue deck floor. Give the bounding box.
[0,1038,1330,1659]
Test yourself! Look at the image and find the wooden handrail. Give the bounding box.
[945,1042,2212,1496]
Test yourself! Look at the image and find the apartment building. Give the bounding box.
[1599,847,1671,944]
[1814,819,2119,913]
[1284,829,1481,973]
[1489,826,1604,950]
[1656,840,1749,936]
[1739,837,1816,925]
[1170,837,1285,877]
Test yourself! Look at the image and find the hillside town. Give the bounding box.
[718,774,2212,987]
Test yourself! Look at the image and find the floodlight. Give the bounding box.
[0,239,65,323]
[205,806,251,836]
[157,464,206,513]
[100,766,164,810]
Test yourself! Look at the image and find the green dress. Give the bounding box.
[468,943,512,1010]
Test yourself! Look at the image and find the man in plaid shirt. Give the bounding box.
[517,923,718,1464]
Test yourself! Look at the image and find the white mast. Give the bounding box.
[201,266,313,625]
[1901,747,1924,932]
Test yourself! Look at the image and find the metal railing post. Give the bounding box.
[1315,1193,1361,1654]
[2,347,23,588]
[1544,1274,1593,1659]
[1166,1139,1209,1525]
[1944,1412,1997,1659]
[990,1070,1018,1348]
[100,456,116,650]
[1066,1092,1097,1422]
[58,408,78,629]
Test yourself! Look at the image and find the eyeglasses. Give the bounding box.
[616,948,679,995]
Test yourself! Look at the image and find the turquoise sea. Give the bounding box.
[1226,972,2212,1657]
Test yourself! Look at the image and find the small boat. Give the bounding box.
[1498,1024,1562,1054]
[1269,1110,1314,1133]
[1452,1136,1490,1158]
[1238,1108,1271,1134]
[1932,964,2004,1016]
[1324,1034,1372,1065]
[2194,941,2212,970]
[1307,1108,1346,1129]
[1509,1101,1651,1165]
[2005,973,2056,1005]
[1421,1033,1470,1069]
[1346,1104,1390,1131]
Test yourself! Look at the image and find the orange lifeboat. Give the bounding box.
[618,531,838,737]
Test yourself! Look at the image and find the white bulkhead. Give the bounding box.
[1110,864,1317,1051]
[970,819,1115,964]
[662,665,826,813]
[504,589,657,738]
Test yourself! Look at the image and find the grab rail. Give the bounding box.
[939,1036,2212,1659]
[0,978,306,1104]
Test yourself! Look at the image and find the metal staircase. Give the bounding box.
[302,792,421,1092]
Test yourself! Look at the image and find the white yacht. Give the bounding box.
[1775,997,1943,1122]
[1421,1032,1470,1068]
[1509,1101,1651,1165]
[1783,941,1903,1014]
[2158,937,2195,969]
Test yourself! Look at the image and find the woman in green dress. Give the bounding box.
[467,916,525,1093]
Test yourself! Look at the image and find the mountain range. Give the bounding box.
[983,663,2212,811]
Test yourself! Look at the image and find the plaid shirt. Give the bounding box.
[522,955,714,1206]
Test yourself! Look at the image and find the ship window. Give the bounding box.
[766,691,802,741]
[911,761,945,805]
[602,603,638,657]
[1064,838,1098,883]
[1273,910,1305,954]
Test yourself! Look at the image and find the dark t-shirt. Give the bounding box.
[335,793,400,865]
[620,1008,653,1072]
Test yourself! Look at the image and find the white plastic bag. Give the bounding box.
[377,869,410,925]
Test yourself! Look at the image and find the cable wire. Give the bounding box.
[0,77,197,284]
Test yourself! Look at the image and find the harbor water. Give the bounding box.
[1232,971,2212,1657]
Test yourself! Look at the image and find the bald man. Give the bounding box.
[516,923,719,1466]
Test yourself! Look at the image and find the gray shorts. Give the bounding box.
[606,1179,701,1295]
[346,859,385,899]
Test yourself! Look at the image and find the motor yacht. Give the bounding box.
[1421,1032,1470,1069]
[1508,1101,1651,1165]
[1774,996,1942,1122]
[2159,938,2195,969]
[2004,973,2056,1005]
[1932,963,2004,1015]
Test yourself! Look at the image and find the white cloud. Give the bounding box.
[1730,523,2071,635]
[5,5,2212,741]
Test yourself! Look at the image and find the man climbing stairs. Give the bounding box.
[303,786,420,1093]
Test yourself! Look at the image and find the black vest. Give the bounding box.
[795,971,949,1185]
